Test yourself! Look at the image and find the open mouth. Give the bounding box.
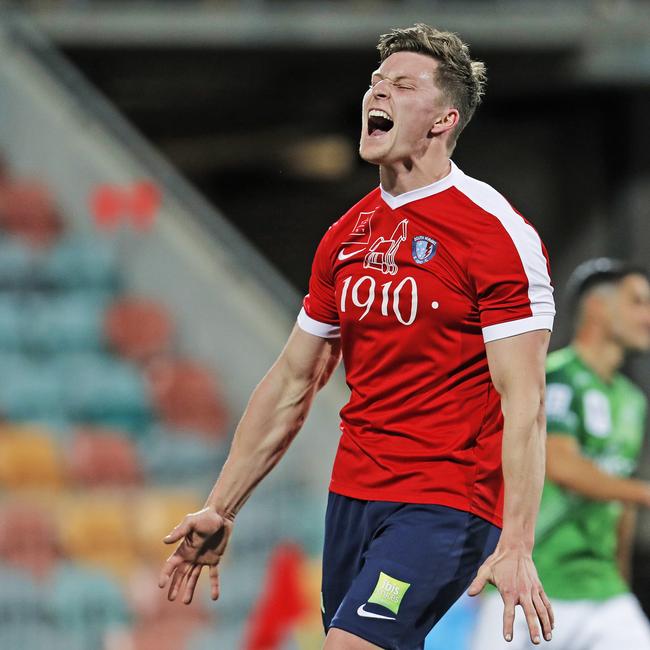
[367,109,394,136]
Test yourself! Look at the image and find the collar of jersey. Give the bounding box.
[380,160,461,210]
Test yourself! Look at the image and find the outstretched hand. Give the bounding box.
[468,546,554,645]
[158,507,234,605]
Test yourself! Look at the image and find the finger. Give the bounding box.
[183,564,203,605]
[164,518,192,545]
[502,597,515,643]
[209,565,220,601]
[467,568,488,597]
[540,590,554,630]
[521,597,541,645]
[168,562,191,602]
[158,553,184,589]
[532,590,552,641]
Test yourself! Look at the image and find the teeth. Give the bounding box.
[369,109,393,122]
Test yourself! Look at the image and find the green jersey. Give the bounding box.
[534,346,647,600]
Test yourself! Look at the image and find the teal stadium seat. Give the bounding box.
[39,235,119,291]
[0,237,34,289]
[0,295,22,349]
[0,358,65,421]
[56,353,151,432]
[0,564,62,649]
[139,426,226,489]
[23,293,108,354]
[50,561,131,650]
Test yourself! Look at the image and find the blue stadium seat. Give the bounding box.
[23,293,108,354]
[139,426,226,489]
[0,238,34,289]
[56,353,151,432]
[0,564,59,649]
[39,235,120,291]
[0,359,65,422]
[50,561,131,650]
[0,295,23,349]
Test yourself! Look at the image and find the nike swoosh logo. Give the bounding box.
[356,604,396,621]
[338,248,365,261]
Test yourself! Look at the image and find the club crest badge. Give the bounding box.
[411,236,438,264]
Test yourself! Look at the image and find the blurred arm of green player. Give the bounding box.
[545,435,650,506]
[616,504,638,584]
[158,325,342,605]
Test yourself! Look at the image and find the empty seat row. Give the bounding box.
[0,425,226,490]
[0,490,203,571]
[0,235,119,291]
[0,353,151,431]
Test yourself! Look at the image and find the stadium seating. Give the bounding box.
[138,425,226,489]
[0,237,34,289]
[146,358,228,438]
[0,163,246,648]
[0,177,63,247]
[104,296,174,363]
[58,494,138,580]
[0,294,23,348]
[0,500,60,579]
[56,353,152,432]
[39,235,119,291]
[0,428,64,489]
[50,561,131,650]
[67,428,143,486]
[131,490,202,563]
[0,359,65,421]
[23,292,107,354]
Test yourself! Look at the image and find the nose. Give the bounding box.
[372,79,391,100]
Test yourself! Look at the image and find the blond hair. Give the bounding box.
[377,24,487,144]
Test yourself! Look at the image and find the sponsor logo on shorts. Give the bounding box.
[365,571,411,616]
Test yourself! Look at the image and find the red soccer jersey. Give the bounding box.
[298,162,554,527]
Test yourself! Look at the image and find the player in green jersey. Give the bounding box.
[471,258,650,649]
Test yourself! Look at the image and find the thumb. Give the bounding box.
[467,573,487,597]
[163,518,192,545]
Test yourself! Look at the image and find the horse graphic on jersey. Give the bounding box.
[364,219,408,276]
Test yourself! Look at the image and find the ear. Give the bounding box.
[429,108,459,136]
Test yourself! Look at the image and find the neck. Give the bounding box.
[572,330,624,383]
[380,151,451,196]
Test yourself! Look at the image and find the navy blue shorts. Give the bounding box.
[321,492,501,650]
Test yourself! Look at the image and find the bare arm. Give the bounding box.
[546,435,650,506]
[468,329,553,645]
[159,324,341,603]
[206,324,341,517]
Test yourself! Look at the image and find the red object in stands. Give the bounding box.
[90,181,161,231]
[242,542,309,650]
[0,181,63,247]
[147,359,228,439]
[104,297,174,363]
[67,428,142,486]
[0,500,59,580]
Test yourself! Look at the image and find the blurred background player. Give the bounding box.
[471,258,650,650]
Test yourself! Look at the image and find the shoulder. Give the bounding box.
[453,169,541,240]
[615,373,648,408]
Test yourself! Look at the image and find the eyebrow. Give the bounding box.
[370,72,416,83]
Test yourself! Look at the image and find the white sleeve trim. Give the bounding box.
[297,307,341,339]
[482,313,554,343]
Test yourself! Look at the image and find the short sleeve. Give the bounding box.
[545,370,579,437]
[297,227,341,339]
[469,214,555,344]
